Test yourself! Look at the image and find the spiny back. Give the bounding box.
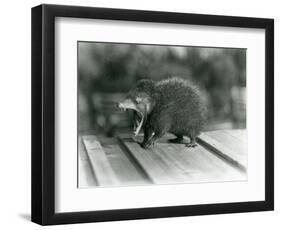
[154,77,203,111]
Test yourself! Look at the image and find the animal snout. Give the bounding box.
[116,102,125,110]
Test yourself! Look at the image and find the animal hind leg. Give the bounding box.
[186,136,197,148]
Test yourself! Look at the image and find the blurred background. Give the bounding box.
[78,42,246,137]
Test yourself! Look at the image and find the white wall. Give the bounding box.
[0,0,279,228]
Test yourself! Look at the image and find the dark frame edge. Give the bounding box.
[42,200,273,226]
[31,5,43,225]
[31,4,57,225]
[265,19,274,211]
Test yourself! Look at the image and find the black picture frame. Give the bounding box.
[31,4,274,225]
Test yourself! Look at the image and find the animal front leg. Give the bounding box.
[142,125,150,144]
[141,129,166,149]
[141,133,157,149]
[141,114,171,149]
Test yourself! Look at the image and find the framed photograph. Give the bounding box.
[31,4,274,225]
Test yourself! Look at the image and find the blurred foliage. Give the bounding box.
[78,42,246,135]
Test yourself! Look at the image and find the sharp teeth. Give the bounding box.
[134,116,144,136]
[120,107,129,112]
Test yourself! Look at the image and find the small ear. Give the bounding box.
[136,79,155,92]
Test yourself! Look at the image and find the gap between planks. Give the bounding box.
[197,132,246,172]
[78,137,97,187]
[118,137,194,184]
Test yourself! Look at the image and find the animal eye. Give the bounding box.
[135,97,141,104]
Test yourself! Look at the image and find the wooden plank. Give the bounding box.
[204,130,247,168]
[79,131,246,187]
[223,129,247,143]
[209,130,246,157]
[197,132,247,171]
[159,143,245,182]
[103,144,151,186]
[149,145,193,182]
[119,136,246,184]
[78,137,97,188]
[118,137,190,184]
[82,135,119,186]
[152,144,209,182]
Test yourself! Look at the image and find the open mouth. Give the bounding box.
[118,103,145,136]
[132,110,145,136]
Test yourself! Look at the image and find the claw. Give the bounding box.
[186,143,197,148]
[141,141,154,149]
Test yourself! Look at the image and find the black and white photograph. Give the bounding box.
[30,3,274,225]
[78,42,247,188]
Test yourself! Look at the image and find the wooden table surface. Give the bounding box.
[78,129,247,188]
